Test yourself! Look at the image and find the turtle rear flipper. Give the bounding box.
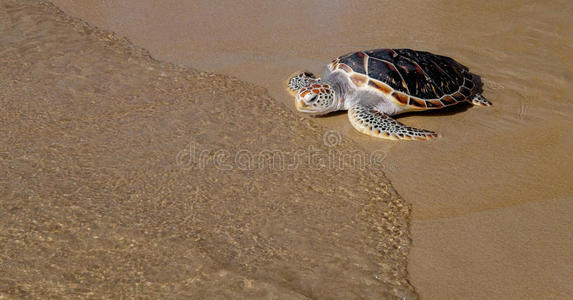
[348,104,438,141]
[470,93,492,106]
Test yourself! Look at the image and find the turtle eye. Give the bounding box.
[308,95,318,102]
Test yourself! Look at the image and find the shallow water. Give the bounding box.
[30,0,573,298]
[1,1,414,298]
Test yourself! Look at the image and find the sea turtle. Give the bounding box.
[288,48,491,140]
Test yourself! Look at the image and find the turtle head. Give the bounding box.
[288,72,316,92]
[294,82,336,116]
[288,72,337,116]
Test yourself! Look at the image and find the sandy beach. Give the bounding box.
[2,0,573,298]
[1,1,413,298]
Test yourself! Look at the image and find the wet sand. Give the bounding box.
[4,0,573,298]
[0,1,414,298]
[46,0,573,298]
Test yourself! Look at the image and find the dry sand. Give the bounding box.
[0,1,414,298]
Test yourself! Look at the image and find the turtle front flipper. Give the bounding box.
[348,104,438,141]
[288,72,318,94]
